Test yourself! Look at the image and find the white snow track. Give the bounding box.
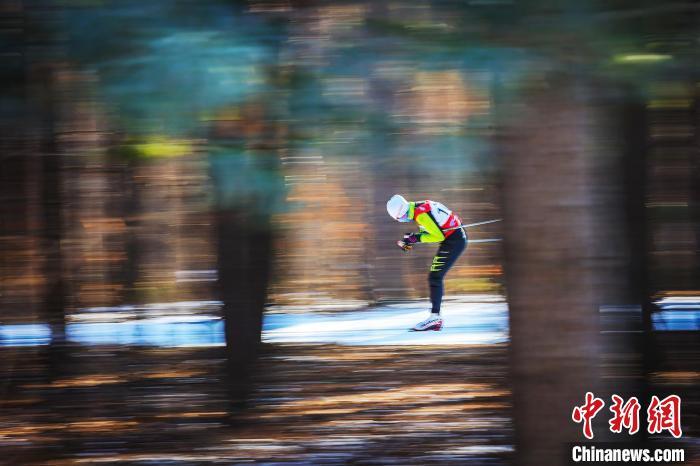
[263,296,509,346]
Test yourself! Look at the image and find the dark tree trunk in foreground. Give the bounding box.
[37,66,68,370]
[216,208,273,407]
[501,76,604,465]
[619,94,654,440]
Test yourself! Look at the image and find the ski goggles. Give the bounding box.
[397,211,411,223]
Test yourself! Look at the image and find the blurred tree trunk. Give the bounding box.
[35,65,81,456]
[121,158,143,304]
[36,66,68,366]
[216,210,273,407]
[692,90,700,293]
[693,91,700,288]
[618,93,654,440]
[210,99,281,409]
[500,75,604,465]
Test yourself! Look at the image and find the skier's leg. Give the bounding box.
[428,232,467,314]
[428,271,444,314]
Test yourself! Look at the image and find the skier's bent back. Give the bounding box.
[386,194,467,331]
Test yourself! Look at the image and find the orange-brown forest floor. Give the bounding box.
[1,343,513,465]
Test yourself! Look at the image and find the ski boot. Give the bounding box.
[411,313,443,331]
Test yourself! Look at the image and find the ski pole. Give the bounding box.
[443,218,502,232]
[398,218,502,252]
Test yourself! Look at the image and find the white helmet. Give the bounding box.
[386,194,409,221]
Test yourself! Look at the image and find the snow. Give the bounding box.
[262,297,509,346]
[4,294,699,347]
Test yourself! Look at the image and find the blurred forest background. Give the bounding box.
[1,0,699,464]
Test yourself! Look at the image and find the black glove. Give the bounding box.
[403,232,420,245]
[397,233,420,252]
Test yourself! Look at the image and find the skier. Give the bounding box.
[386,194,467,331]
